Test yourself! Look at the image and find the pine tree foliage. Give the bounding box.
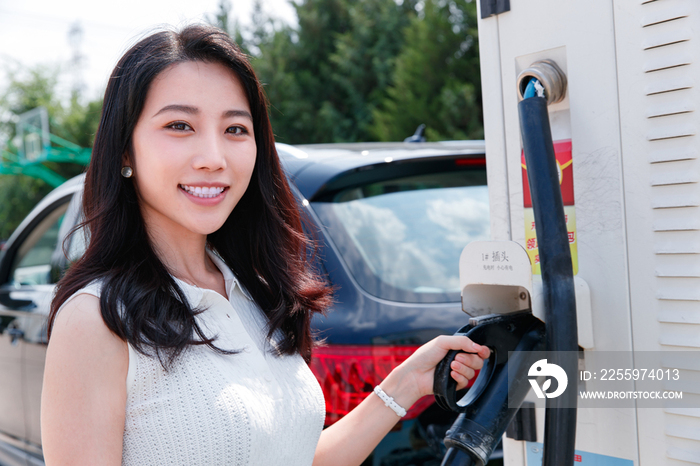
[220,0,481,143]
[372,0,482,141]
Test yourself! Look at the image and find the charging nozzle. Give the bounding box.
[435,312,546,466]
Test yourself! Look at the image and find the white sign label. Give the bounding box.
[460,241,533,316]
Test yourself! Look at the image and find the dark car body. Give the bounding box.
[0,141,493,466]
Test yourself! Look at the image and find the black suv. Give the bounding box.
[0,141,490,466]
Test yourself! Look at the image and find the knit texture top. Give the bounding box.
[59,252,325,466]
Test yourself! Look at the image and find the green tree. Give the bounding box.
[0,64,102,240]
[316,0,419,141]
[372,0,483,141]
[251,0,352,143]
[240,0,481,143]
[216,0,482,143]
[261,0,428,143]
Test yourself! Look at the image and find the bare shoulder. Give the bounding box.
[46,292,129,392]
[52,292,105,332]
[46,291,128,390]
[42,292,128,465]
[50,292,128,362]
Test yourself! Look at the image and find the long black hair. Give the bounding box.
[50,24,332,366]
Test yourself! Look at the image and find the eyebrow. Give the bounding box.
[223,109,253,120]
[152,105,253,121]
[152,104,198,117]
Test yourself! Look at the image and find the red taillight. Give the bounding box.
[310,345,479,426]
[455,157,486,167]
[309,345,434,426]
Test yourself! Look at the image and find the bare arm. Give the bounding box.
[41,294,128,466]
[313,335,490,466]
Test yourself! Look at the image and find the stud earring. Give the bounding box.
[121,166,133,178]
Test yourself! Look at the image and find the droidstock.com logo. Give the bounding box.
[529,359,568,399]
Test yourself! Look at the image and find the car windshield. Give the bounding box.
[311,165,489,303]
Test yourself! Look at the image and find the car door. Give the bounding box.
[0,192,77,456]
[0,288,27,445]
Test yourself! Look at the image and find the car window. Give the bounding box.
[311,163,489,303]
[62,190,87,264]
[11,203,69,286]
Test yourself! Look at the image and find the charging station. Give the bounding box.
[436,1,700,464]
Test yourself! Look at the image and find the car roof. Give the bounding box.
[276,141,485,200]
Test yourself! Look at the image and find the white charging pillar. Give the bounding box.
[477,0,700,464]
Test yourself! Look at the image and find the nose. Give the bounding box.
[192,129,227,171]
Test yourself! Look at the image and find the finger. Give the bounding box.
[477,345,491,359]
[452,370,471,391]
[455,353,485,371]
[450,359,476,381]
[467,342,490,359]
[437,335,483,354]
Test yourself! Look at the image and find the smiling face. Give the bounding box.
[129,60,257,242]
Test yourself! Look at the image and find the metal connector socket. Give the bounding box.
[517,59,567,105]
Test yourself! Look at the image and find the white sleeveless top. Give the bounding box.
[60,252,325,465]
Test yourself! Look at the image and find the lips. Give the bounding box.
[179,184,228,198]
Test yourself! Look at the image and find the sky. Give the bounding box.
[0,0,296,102]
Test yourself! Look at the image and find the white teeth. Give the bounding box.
[180,185,225,198]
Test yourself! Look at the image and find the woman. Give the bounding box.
[41,24,489,466]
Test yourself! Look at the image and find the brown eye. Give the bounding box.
[167,122,192,131]
[226,126,248,135]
